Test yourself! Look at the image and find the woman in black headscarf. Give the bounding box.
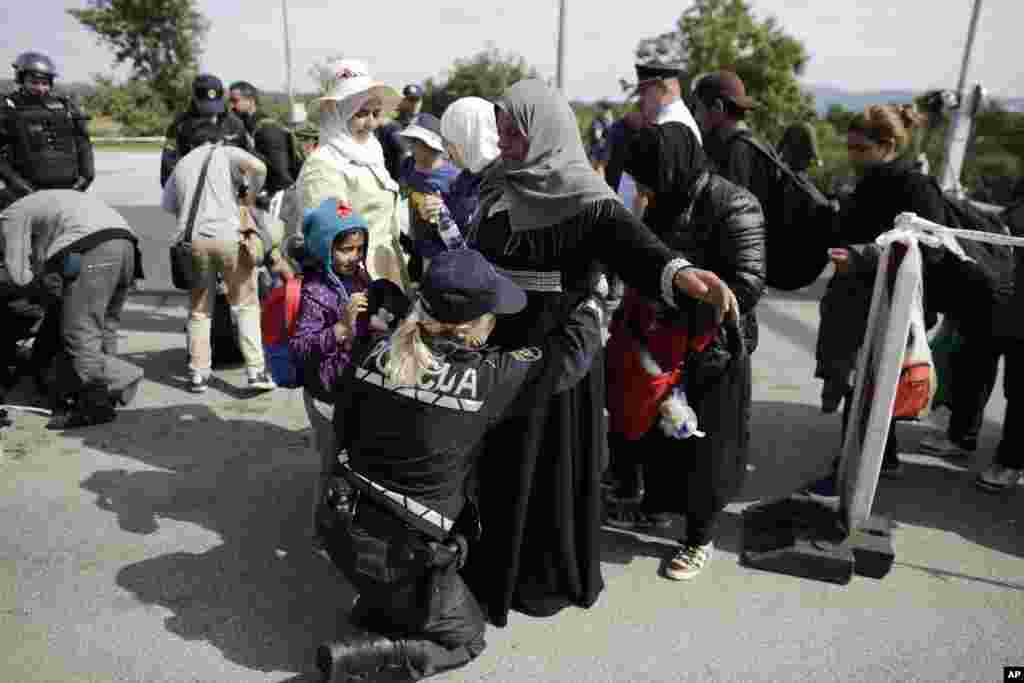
[464,80,739,626]
[614,122,766,580]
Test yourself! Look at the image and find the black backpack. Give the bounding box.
[932,180,1016,309]
[255,118,308,182]
[726,131,838,291]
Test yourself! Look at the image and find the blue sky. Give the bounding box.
[2,0,1020,101]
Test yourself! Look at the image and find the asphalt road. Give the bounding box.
[0,150,1020,683]
[90,149,179,292]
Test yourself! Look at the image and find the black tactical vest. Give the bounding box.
[4,93,80,187]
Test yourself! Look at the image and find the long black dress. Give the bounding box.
[465,198,686,626]
[634,172,765,542]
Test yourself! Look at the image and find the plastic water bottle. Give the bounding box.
[658,386,705,440]
[436,204,465,251]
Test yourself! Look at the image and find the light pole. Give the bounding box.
[938,0,985,195]
[281,0,297,125]
[556,0,567,96]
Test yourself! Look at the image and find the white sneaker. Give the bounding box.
[189,372,208,394]
[975,464,1023,493]
[247,370,276,392]
[664,541,713,581]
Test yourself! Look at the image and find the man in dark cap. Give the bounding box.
[377,83,424,181]
[633,61,701,143]
[691,70,772,191]
[160,74,251,187]
[229,81,306,198]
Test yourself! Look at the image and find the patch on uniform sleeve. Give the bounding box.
[510,347,543,362]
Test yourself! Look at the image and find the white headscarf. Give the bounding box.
[440,97,500,174]
[318,60,398,190]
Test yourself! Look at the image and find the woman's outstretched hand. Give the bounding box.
[673,268,739,323]
[828,248,851,274]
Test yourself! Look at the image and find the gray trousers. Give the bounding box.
[58,238,143,398]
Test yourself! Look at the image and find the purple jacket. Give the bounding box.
[289,268,370,403]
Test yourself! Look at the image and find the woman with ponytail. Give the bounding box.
[813,102,951,489]
[316,248,605,682]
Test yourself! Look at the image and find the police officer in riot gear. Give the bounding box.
[159,74,250,187]
[317,248,604,682]
[0,52,95,210]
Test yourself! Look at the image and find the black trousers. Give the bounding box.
[326,500,486,680]
[995,341,1024,469]
[1,296,45,387]
[946,333,1002,450]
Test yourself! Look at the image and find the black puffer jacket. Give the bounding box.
[652,170,767,352]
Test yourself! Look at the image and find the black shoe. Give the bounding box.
[316,635,406,682]
[47,383,117,430]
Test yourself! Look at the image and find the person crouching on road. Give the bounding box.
[289,198,409,552]
[316,248,605,682]
[1,190,144,428]
[161,125,277,394]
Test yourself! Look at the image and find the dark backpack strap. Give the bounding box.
[182,143,220,243]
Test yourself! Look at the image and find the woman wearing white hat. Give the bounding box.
[297,59,409,291]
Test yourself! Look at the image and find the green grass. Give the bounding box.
[92,141,164,152]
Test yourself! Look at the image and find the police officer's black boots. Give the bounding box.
[317,634,410,682]
[47,382,117,430]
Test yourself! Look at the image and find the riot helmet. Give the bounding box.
[13,52,58,84]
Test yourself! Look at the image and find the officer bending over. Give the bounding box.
[318,248,604,682]
[0,52,94,210]
[1,191,144,429]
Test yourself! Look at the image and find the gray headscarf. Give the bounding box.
[494,79,618,232]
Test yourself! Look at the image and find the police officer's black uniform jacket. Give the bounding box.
[159,107,250,187]
[0,89,94,201]
[334,296,605,526]
[241,112,303,195]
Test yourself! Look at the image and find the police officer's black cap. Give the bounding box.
[192,74,226,116]
[634,62,684,89]
[420,249,527,324]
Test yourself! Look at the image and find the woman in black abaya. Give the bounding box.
[463,79,739,625]
[617,122,765,580]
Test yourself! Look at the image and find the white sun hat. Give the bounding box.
[318,58,401,112]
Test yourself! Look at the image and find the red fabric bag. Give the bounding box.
[606,289,717,440]
[260,276,302,346]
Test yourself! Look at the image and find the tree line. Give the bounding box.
[64,0,1023,204]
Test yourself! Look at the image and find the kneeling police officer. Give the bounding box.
[318,248,605,682]
[0,52,94,210]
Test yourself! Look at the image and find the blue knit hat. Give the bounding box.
[302,198,369,274]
